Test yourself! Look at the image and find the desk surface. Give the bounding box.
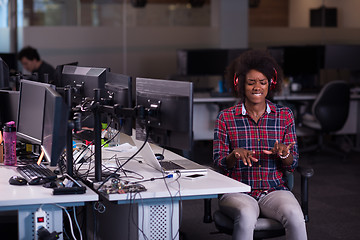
[0,166,98,208]
[79,137,250,202]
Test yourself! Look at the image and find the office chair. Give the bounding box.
[301,80,350,157]
[203,166,314,239]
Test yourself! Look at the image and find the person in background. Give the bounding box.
[213,49,307,240]
[18,46,55,83]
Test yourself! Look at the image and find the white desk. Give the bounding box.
[273,93,318,101]
[0,166,98,240]
[82,140,250,240]
[193,93,237,140]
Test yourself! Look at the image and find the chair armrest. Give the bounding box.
[297,166,315,178]
[296,166,315,222]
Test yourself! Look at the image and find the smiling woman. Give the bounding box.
[214,49,307,240]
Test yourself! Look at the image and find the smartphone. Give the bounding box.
[183,174,205,180]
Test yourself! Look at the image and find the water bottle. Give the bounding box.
[3,121,17,166]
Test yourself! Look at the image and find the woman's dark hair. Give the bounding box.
[225,49,283,101]
[18,46,40,61]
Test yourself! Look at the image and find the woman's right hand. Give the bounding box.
[226,148,258,168]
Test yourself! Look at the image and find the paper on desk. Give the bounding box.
[103,143,137,153]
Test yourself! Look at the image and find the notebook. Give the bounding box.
[131,137,207,174]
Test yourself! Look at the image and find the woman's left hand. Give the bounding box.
[263,140,295,158]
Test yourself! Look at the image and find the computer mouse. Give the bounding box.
[155,153,164,160]
[28,177,49,185]
[9,176,28,185]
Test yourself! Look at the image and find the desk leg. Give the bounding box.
[18,205,63,240]
[356,100,360,151]
[138,199,179,240]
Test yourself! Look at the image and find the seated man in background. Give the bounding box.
[18,46,55,83]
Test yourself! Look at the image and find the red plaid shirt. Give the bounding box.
[213,100,298,200]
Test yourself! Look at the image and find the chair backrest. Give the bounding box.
[312,80,350,132]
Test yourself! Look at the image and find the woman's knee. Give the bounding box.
[233,207,259,227]
[279,204,305,225]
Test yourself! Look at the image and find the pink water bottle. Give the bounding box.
[3,121,17,166]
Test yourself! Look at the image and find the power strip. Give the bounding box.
[34,208,48,240]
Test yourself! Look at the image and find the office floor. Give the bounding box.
[179,140,360,240]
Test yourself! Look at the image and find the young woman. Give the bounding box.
[213,50,307,240]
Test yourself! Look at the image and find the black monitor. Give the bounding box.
[267,47,285,69]
[177,48,248,76]
[135,78,193,150]
[0,53,17,73]
[17,80,52,145]
[281,45,325,76]
[0,90,19,128]
[42,86,69,166]
[60,65,107,100]
[324,45,360,70]
[0,57,10,90]
[105,72,133,136]
[53,62,78,86]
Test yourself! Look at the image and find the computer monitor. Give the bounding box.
[60,65,107,101]
[324,45,360,70]
[0,53,17,73]
[177,48,248,76]
[0,57,10,90]
[17,80,52,145]
[105,72,133,136]
[282,45,325,76]
[0,90,19,128]
[53,62,78,86]
[135,78,193,150]
[267,47,285,69]
[42,86,69,166]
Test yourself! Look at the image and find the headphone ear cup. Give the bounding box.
[233,73,239,92]
[270,68,277,91]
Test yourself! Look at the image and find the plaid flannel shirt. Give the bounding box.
[213,100,298,200]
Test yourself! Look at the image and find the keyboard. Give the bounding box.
[17,163,57,185]
[159,161,185,171]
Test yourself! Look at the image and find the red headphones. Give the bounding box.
[233,73,239,90]
[234,68,277,92]
[270,68,277,90]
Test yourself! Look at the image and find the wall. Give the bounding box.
[22,26,220,79]
[289,0,360,28]
[249,27,360,49]
[20,1,249,79]
[0,28,10,52]
[250,0,360,49]
[249,0,288,27]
